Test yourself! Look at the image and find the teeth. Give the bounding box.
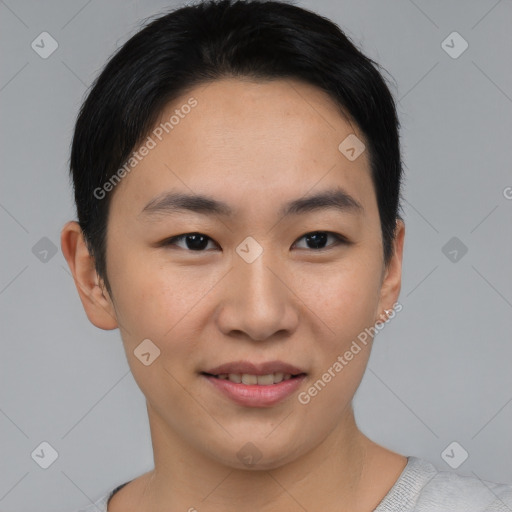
[242,374,258,385]
[216,372,293,385]
[257,374,274,385]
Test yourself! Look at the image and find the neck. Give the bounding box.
[138,403,379,512]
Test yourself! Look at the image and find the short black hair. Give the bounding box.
[69,0,404,295]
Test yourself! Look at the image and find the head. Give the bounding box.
[62,0,405,470]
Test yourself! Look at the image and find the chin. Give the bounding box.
[207,435,307,471]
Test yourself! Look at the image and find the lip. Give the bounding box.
[202,373,307,407]
[201,360,307,408]
[204,360,305,376]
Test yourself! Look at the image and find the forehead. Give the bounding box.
[110,78,377,223]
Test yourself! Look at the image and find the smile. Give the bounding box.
[201,372,306,407]
[207,372,297,385]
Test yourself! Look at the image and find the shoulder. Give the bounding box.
[376,456,512,512]
[415,458,512,512]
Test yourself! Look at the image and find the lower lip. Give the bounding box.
[202,374,306,407]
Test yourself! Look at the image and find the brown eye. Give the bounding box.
[163,233,218,251]
[293,231,348,250]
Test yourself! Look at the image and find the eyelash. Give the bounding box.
[161,231,350,252]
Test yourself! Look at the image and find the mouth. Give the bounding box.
[201,372,305,385]
[200,360,307,407]
[201,360,307,384]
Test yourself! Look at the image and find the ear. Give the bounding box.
[60,221,118,330]
[375,219,405,323]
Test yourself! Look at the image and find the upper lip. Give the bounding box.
[203,360,306,376]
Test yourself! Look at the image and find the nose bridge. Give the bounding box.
[234,233,281,295]
[216,241,297,341]
[238,247,282,304]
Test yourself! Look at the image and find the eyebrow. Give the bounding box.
[140,187,364,219]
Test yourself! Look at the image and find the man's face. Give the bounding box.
[103,78,399,469]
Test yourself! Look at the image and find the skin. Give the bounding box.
[62,78,406,512]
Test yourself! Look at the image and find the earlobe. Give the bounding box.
[375,220,405,323]
[60,221,118,330]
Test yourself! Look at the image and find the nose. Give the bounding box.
[214,251,299,342]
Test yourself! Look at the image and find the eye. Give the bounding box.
[161,231,349,252]
[162,233,219,251]
[292,231,349,251]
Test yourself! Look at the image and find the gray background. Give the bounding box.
[1,0,511,510]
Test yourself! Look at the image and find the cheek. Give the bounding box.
[294,256,382,341]
[107,257,209,399]
[107,251,221,344]
[295,262,380,416]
